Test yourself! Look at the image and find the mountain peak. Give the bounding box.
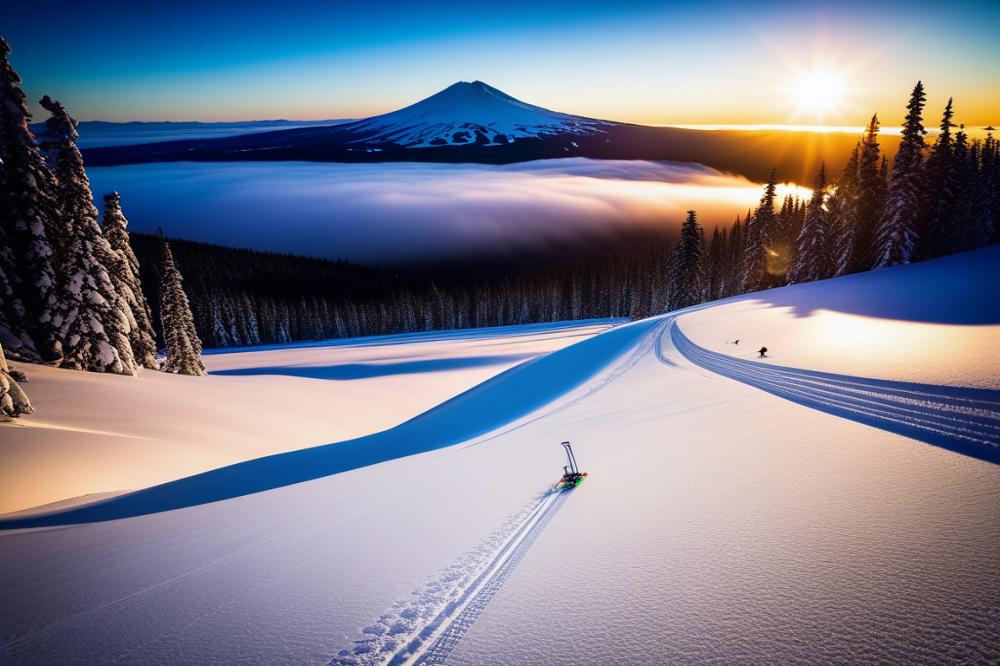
[345,81,613,148]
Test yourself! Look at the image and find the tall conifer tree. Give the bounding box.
[874,81,927,268]
[39,96,137,374]
[0,37,60,361]
[788,163,831,284]
[740,169,779,291]
[848,114,884,272]
[102,192,159,369]
[829,146,860,275]
[667,210,705,309]
[921,98,957,258]
[159,236,205,376]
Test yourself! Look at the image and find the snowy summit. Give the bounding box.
[343,80,616,147]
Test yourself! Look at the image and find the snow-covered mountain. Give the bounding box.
[342,80,615,147]
[81,82,880,182]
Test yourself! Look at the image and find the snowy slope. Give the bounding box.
[678,247,1000,388]
[0,252,997,664]
[0,320,615,515]
[341,81,615,147]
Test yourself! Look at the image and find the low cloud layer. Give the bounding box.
[87,158,808,265]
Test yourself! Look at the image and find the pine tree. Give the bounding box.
[667,210,705,309]
[159,236,205,376]
[0,37,60,362]
[874,81,927,268]
[829,146,860,275]
[971,129,998,246]
[0,214,22,356]
[706,225,724,301]
[921,98,958,258]
[39,96,138,374]
[848,114,885,272]
[950,127,979,252]
[720,215,743,297]
[102,192,159,369]
[740,169,779,291]
[788,163,831,284]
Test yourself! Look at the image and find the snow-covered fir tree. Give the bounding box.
[0,217,22,356]
[158,236,205,376]
[667,210,705,309]
[847,114,885,273]
[829,147,860,276]
[788,163,831,284]
[874,81,927,268]
[38,95,137,375]
[971,129,998,246]
[721,215,744,298]
[740,169,778,292]
[101,192,159,369]
[705,225,725,301]
[921,98,958,258]
[0,342,32,418]
[0,37,60,362]
[950,127,978,252]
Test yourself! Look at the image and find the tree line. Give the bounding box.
[1,36,204,413]
[139,81,997,350]
[129,233,674,349]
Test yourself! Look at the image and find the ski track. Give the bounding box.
[327,320,670,665]
[328,490,568,666]
[410,492,568,666]
[668,320,1000,462]
[309,309,998,664]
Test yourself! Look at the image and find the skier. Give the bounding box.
[758,346,768,358]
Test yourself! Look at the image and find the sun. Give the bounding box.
[790,70,846,117]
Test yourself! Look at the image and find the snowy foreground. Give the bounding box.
[0,320,615,515]
[1,250,998,664]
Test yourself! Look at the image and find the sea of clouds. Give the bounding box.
[87,158,808,265]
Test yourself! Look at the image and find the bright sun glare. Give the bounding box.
[792,71,846,116]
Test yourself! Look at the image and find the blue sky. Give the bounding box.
[5,0,999,125]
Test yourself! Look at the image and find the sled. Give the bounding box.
[555,441,588,490]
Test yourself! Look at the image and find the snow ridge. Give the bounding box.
[343,81,615,148]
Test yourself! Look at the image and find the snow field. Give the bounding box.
[0,320,616,515]
[1,251,998,664]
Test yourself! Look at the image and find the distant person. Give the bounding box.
[758,346,768,358]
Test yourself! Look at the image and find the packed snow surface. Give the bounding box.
[0,250,997,664]
[343,81,614,148]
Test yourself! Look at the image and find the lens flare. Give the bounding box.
[792,70,846,116]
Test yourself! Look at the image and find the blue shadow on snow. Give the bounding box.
[0,319,656,530]
[209,354,536,380]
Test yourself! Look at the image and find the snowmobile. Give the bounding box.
[555,441,588,490]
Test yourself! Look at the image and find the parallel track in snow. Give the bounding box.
[668,321,1000,462]
[389,490,569,666]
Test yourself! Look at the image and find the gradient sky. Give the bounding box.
[5,0,999,126]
